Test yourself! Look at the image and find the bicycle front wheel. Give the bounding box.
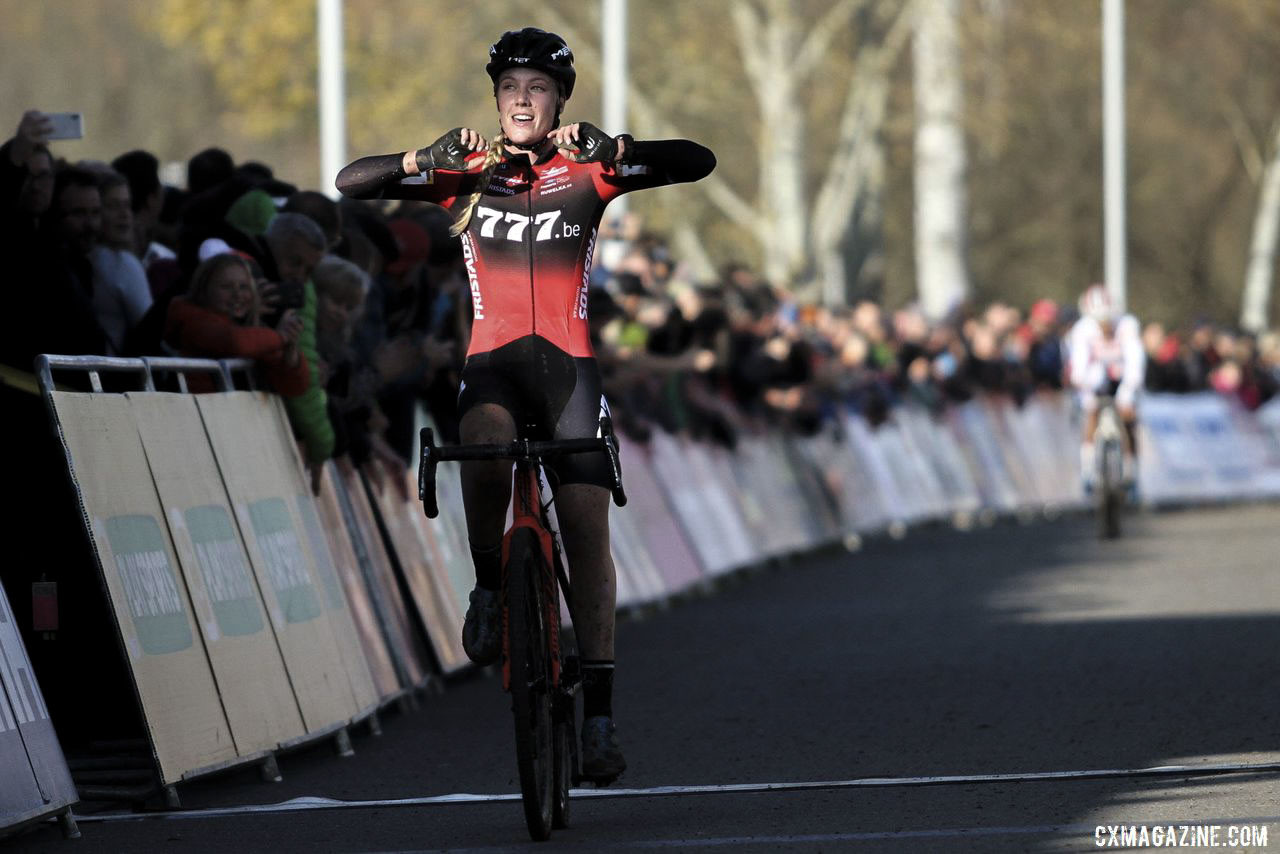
[506,528,555,840]
[1098,439,1123,539]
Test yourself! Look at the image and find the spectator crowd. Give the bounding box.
[4,108,1280,491]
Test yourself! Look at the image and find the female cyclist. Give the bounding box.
[336,27,715,782]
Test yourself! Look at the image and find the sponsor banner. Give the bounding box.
[315,463,402,700]
[728,435,793,557]
[368,467,470,675]
[765,434,834,551]
[795,427,870,534]
[49,392,236,783]
[949,401,1021,511]
[781,435,843,547]
[646,431,734,575]
[0,581,77,830]
[613,434,704,595]
[701,442,766,569]
[841,414,913,527]
[196,393,360,734]
[1021,394,1086,506]
[608,500,667,607]
[260,400,382,713]
[128,392,307,756]
[1139,393,1280,502]
[332,465,430,689]
[985,398,1044,507]
[294,489,382,714]
[882,413,950,521]
[897,407,983,514]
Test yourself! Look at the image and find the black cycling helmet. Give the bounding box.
[486,28,576,99]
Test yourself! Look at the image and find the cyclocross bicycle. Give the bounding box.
[417,417,626,841]
[1094,394,1126,539]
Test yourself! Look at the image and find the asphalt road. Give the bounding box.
[8,503,1280,852]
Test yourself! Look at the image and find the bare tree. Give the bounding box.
[1241,119,1280,332]
[534,0,913,302]
[912,0,969,320]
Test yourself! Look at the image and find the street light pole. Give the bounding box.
[1102,0,1127,311]
[318,0,346,199]
[602,0,628,219]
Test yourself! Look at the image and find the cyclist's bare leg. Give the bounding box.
[554,483,616,661]
[459,403,517,551]
[1117,403,1138,457]
[1080,405,1100,482]
[556,482,626,779]
[1082,407,1100,443]
[455,404,518,663]
[460,403,515,596]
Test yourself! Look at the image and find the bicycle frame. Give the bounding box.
[418,418,627,692]
[502,459,566,693]
[418,418,627,836]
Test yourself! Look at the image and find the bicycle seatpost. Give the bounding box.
[418,427,440,518]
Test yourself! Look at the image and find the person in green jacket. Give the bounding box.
[264,212,334,492]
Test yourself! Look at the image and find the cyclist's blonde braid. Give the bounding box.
[449,131,507,237]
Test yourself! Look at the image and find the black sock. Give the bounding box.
[470,541,502,592]
[581,659,614,719]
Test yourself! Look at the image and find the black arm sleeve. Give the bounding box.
[622,139,716,184]
[334,152,410,200]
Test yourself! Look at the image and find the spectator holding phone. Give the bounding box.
[2,110,108,370]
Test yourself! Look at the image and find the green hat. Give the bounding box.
[225,189,277,237]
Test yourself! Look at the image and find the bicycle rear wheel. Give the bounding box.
[506,528,555,840]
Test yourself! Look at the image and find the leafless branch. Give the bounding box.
[531,1,766,237]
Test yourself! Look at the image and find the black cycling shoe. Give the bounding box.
[461,587,501,666]
[580,715,626,785]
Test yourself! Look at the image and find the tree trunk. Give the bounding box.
[732,0,809,287]
[913,0,970,320]
[1241,122,1280,333]
[810,0,914,306]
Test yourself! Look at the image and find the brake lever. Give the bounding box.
[418,427,439,518]
[599,416,628,508]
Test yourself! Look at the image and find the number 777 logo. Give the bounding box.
[475,206,581,241]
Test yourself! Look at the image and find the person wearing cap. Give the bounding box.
[1066,284,1145,490]
[337,26,715,784]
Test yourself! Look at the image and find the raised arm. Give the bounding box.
[617,138,716,185]
[335,128,488,201]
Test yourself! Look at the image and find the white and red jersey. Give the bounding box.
[1066,313,1145,407]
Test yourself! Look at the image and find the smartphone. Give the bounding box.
[276,280,306,310]
[46,112,84,140]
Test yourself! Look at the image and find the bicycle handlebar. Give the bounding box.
[417,418,628,519]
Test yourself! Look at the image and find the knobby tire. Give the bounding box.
[506,529,555,840]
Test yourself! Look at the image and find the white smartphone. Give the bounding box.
[46,112,84,140]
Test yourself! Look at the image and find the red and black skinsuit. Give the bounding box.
[337,137,715,485]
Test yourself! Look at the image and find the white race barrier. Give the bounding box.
[0,582,78,837]
[1139,393,1280,503]
[32,350,1280,812]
